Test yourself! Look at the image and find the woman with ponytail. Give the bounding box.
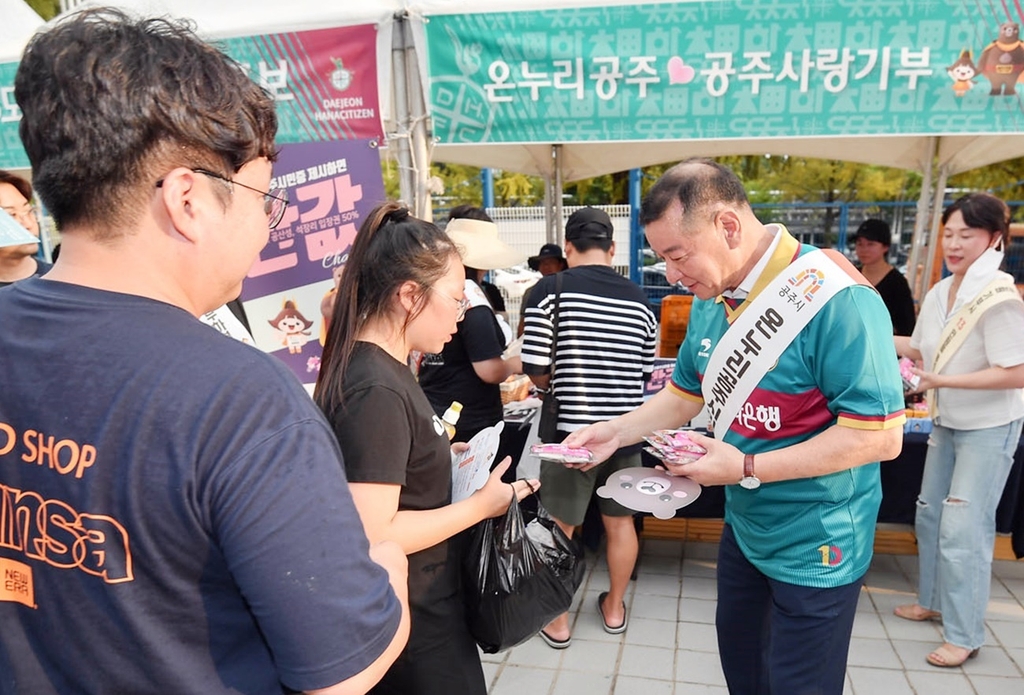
[315,202,537,695]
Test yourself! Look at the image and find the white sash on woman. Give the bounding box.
[702,249,857,435]
[928,275,1022,418]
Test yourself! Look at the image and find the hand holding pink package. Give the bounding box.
[642,429,707,465]
[529,443,594,465]
[898,357,920,392]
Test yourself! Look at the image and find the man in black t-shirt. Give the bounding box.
[0,11,407,695]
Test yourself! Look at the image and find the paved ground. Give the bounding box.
[481,538,1024,694]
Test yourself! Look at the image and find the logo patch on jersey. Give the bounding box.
[698,338,712,358]
[817,544,843,567]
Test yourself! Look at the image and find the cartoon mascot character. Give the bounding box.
[268,299,314,354]
[979,22,1024,95]
[947,49,978,97]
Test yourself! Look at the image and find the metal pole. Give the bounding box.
[920,165,950,296]
[543,173,553,244]
[629,168,642,284]
[481,168,495,210]
[907,137,937,300]
[552,145,564,245]
[390,13,414,209]
[837,202,850,250]
[402,15,433,221]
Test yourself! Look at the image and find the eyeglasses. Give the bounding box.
[156,168,289,229]
[1,204,37,224]
[431,287,470,320]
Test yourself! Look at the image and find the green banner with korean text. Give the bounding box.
[0,23,381,171]
[426,0,1024,144]
[0,61,24,169]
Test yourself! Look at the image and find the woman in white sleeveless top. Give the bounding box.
[894,192,1024,668]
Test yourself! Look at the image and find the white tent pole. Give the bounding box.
[401,15,433,221]
[906,136,937,300]
[552,144,564,244]
[390,12,415,211]
[543,172,553,243]
[920,165,950,296]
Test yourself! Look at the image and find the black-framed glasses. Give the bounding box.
[431,287,470,320]
[156,168,289,229]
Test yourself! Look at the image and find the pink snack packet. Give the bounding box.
[643,429,707,465]
[898,357,920,392]
[530,443,594,464]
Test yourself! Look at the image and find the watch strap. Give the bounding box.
[743,453,755,479]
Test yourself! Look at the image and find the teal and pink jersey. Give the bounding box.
[670,228,906,587]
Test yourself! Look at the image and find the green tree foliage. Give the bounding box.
[23,0,59,20]
[948,156,1024,215]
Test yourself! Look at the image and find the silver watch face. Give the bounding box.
[739,476,761,490]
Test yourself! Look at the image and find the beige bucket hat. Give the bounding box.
[445,218,526,270]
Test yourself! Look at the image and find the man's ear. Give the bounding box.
[157,168,204,243]
[718,209,743,249]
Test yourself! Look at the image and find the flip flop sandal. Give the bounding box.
[597,591,627,634]
[926,644,979,668]
[539,629,571,649]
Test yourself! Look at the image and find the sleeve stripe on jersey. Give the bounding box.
[668,381,704,403]
[836,410,907,431]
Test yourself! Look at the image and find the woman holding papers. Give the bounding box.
[315,202,536,695]
[894,192,1024,667]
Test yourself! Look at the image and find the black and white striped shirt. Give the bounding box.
[521,265,657,432]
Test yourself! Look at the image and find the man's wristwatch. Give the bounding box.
[739,453,761,490]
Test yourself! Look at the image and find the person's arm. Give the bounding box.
[527,372,550,390]
[913,362,1024,393]
[460,306,519,383]
[563,387,703,469]
[472,354,522,384]
[894,335,921,361]
[347,458,537,555]
[664,422,902,486]
[305,541,410,695]
[211,413,406,695]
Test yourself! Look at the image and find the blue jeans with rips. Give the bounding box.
[915,418,1024,649]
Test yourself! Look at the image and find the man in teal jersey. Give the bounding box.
[567,159,905,694]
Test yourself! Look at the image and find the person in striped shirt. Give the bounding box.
[521,207,658,648]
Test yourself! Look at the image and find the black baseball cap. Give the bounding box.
[565,207,613,241]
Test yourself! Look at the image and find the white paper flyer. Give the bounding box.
[451,421,504,503]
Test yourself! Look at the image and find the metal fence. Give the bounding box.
[480,204,631,329]
[458,199,1024,324]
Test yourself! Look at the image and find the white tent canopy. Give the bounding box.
[16,0,1024,290]
[57,0,1024,180]
[0,0,44,62]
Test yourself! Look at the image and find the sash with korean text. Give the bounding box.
[702,249,856,436]
[928,276,1022,418]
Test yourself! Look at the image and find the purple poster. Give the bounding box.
[240,139,385,387]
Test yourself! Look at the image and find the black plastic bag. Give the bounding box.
[463,493,585,653]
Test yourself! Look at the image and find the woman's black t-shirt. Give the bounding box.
[327,341,458,606]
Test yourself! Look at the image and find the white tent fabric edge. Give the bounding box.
[0,0,45,62]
